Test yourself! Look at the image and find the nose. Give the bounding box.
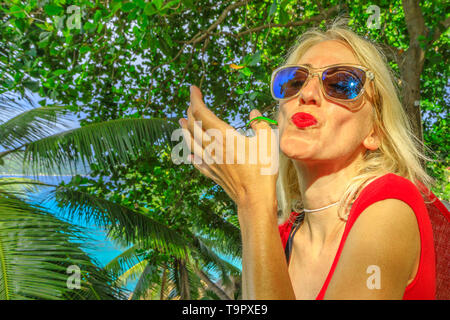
[298,73,321,106]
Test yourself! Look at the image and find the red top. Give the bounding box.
[279,173,436,300]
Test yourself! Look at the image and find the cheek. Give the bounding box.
[321,109,362,143]
[326,115,371,149]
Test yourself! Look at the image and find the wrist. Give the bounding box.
[237,195,278,226]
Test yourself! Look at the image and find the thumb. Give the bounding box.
[190,85,205,107]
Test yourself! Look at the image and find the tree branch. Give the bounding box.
[234,5,340,37]
[151,3,339,82]
[0,143,27,160]
[186,0,250,45]
[402,0,427,42]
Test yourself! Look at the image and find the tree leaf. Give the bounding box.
[44,4,63,16]
[229,63,245,70]
[268,0,278,19]
[144,3,157,16]
[152,0,164,10]
[122,2,136,12]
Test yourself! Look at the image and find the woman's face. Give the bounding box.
[277,40,379,165]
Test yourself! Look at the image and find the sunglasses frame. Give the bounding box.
[270,63,375,104]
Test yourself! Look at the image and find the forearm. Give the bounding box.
[238,199,296,300]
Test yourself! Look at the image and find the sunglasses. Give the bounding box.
[270,63,375,104]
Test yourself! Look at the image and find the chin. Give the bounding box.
[280,138,313,160]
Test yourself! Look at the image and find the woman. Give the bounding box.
[178,21,436,299]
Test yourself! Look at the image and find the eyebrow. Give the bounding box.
[298,63,358,69]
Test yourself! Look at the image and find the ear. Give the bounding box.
[363,128,380,151]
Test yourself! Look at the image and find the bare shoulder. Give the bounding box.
[324,199,420,299]
[349,199,420,248]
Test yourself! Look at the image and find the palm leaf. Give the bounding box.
[129,260,155,300]
[0,195,125,300]
[0,106,72,151]
[192,212,242,258]
[23,118,178,176]
[103,244,143,277]
[191,235,241,281]
[0,93,32,121]
[49,186,189,259]
[115,260,148,288]
[190,201,242,257]
[0,177,53,197]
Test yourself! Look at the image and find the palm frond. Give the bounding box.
[23,118,178,176]
[194,267,232,300]
[185,260,203,300]
[129,261,155,300]
[0,177,53,195]
[191,235,241,280]
[0,93,32,121]
[191,203,242,257]
[115,260,148,288]
[0,106,72,151]
[0,195,125,300]
[103,244,143,277]
[193,218,242,258]
[50,186,189,259]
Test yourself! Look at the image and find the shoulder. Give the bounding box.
[325,198,420,298]
[347,173,426,240]
[350,173,423,271]
[347,198,420,255]
[324,174,422,299]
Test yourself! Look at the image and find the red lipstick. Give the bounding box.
[291,112,318,128]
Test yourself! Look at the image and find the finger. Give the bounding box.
[186,111,205,147]
[191,154,222,184]
[191,154,237,201]
[182,116,218,162]
[180,119,218,166]
[179,119,204,163]
[248,109,272,133]
[189,85,234,132]
[248,110,277,159]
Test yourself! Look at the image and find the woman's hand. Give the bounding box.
[179,86,295,300]
[178,85,279,212]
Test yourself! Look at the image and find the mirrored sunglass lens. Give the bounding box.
[322,67,365,100]
[273,67,308,99]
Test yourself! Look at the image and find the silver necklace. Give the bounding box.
[302,201,340,213]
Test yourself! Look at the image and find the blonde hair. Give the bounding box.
[276,18,436,223]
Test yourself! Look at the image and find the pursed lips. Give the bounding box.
[291,112,318,128]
